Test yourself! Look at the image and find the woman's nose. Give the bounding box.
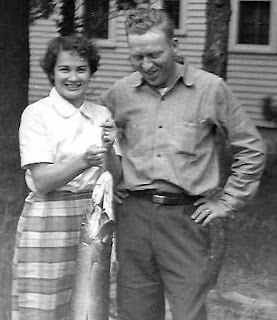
[68,71,78,81]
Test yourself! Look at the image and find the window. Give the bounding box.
[157,0,187,35]
[84,0,109,39]
[229,0,277,53]
[164,0,180,29]
[238,1,270,45]
[83,0,116,46]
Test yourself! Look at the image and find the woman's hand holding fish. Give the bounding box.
[84,145,107,168]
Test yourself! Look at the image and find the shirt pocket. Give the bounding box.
[173,119,208,156]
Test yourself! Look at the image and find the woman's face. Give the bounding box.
[53,50,91,108]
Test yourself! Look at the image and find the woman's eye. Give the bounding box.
[58,67,69,72]
[78,68,88,73]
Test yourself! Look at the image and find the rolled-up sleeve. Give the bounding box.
[215,79,266,210]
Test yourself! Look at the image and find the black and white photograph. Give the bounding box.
[0,1,276,319]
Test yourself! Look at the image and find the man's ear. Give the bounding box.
[172,38,179,55]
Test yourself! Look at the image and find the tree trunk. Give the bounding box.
[202,0,231,79]
[0,1,29,319]
[0,1,30,136]
[59,0,76,35]
[202,0,232,186]
[202,1,232,278]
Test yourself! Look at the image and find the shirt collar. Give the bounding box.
[49,88,105,122]
[49,88,81,118]
[128,60,196,88]
[49,87,95,120]
[182,62,196,87]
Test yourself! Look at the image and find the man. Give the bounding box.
[100,8,266,320]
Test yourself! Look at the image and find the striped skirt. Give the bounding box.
[12,191,93,320]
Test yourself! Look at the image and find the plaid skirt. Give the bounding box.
[12,191,93,320]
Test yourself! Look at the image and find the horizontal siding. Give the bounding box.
[178,0,207,67]
[28,19,58,104]
[87,14,131,102]
[28,0,208,103]
[226,53,277,127]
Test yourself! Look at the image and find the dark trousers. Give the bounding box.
[116,194,217,320]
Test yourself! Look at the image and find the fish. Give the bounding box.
[71,171,115,320]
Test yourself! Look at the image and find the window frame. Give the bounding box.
[84,0,116,48]
[229,0,277,53]
[157,0,188,35]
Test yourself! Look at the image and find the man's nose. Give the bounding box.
[141,56,153,71]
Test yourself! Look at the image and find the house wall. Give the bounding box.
[29,19,58,103]
[28,0,277,131]
[227,52,277,130]
[28,0,207,105]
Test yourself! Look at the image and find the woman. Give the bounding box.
[12,34,121,320]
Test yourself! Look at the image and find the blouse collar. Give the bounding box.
[49,88,96,121]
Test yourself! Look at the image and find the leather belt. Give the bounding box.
[129,190,200,205]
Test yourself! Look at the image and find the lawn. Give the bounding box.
[207,170,277,319]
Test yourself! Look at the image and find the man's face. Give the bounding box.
[128,28,178,88]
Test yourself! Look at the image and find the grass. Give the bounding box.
[0,134,27,320]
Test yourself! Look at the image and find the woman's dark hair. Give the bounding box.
[125,8,175,41]
[40,34,100,85]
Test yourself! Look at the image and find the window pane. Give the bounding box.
[164,0,180,29]
[238,1,270,45]
[84,0,109,39]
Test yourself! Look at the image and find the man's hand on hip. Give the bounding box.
[191,197,232,227]
[113,188,129,204]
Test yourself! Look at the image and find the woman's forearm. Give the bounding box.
[29,155,90,194]
[29,145,120,194]
[29,144,106,193]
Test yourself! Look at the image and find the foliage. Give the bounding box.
[29,0,57,22]
[58,0,76,35]
[29,0,155,35]
[115,0,151,10]
[29,0,80,35]
[115,0,138,10]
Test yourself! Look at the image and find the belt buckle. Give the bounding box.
[152,194,167,204]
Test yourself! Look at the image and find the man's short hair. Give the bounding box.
[125,8,175,41]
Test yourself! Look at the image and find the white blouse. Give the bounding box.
[19,88,112,193]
